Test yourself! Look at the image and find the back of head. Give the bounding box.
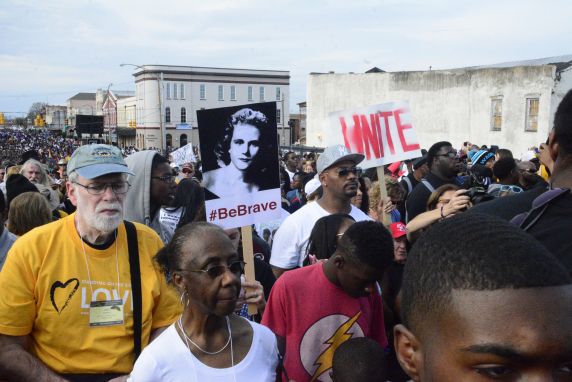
[401,213,571,336]
[172,178,206,226]
[492,157,517,181]
[554,88,572,157]
[306,213,355,261]
[496,148,513,160]
[6,173,39,209]
[8,192,52,236]
[338,220,394,271]
[332,337,387,382]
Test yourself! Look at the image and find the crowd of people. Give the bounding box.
[0,88,570,382]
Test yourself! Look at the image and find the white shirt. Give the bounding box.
[128,319,278,382]
[270,201,372,269]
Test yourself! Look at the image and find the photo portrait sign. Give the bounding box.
[197,102,281,229]
[327,101,422,169]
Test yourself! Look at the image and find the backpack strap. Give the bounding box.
[511,188,570,231]
[124,220,142,362]
[421,179,435,193]
[403,176,413,194]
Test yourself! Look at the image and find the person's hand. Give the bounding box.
[235,279,266,314]
[539,142,554,174]
[307,254,328,265]
[382,198,396,214]
[442,189,471,218]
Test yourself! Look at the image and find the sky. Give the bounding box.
[1,0,571,118]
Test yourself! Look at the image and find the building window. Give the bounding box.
[248,86,253,101]
[165,107,171,123]
[525,98,539,132]
[276,87,281,101]
[277,109,281,124]
[180,134,188,146]
[218,85,224,101]
[230,85,236,101]
[490,97,502,131]
[166,134,172,148]
[173,83,178,99]
[166,83,171,99]
[200,84,206,100]
[181,107,186,123]
[260,86,265,101]
[180,84,185,99]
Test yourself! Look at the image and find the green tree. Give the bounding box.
[14,117,27,127]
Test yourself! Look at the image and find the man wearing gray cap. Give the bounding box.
[270,145,372,278]
[0,144,180,382]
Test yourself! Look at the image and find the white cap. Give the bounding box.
[304,178,321,196]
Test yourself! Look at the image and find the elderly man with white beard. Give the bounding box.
[0,144,181,382]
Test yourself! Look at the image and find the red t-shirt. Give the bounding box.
[262,263,387,382]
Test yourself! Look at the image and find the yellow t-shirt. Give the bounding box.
[0,214,182,374]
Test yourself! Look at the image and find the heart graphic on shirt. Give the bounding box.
[50,278,79,314]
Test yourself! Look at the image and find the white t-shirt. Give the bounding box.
[285,168,295,182]
[128,318,278,382]
[270,201,372,269]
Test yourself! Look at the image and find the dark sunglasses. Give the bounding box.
[182,168,193,174]
[336,166,363,177]
[177,260,245,278]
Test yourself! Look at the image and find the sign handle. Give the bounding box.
[376,166,391,226]
[240,226,258,316]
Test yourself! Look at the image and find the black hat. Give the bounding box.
[6,174,39,208]
[19,150,41,165]
[412,155,428,170]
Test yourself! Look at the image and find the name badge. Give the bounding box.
[89,299,124,327]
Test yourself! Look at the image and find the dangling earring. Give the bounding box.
[180,289,189,307]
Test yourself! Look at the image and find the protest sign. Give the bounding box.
[327,101,421,169]
[197,102,281,229]
[170,143,196,165]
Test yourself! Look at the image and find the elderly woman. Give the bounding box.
[202,108,278,200]
[129,222,278,382]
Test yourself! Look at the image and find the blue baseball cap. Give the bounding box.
[67,144,134,179]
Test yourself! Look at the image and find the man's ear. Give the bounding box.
[331,252,345,269]
[548,130,559,162]
[394,324,422,381]
[66,181,78,207]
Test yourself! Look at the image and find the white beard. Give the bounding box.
[75,191,124,234]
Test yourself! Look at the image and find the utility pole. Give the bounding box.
[158,72,165,154]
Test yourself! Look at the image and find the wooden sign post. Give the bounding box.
[240,226,258,316]
[376,166,391,226]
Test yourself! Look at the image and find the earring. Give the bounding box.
[180,289,189,307]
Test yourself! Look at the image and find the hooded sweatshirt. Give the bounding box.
[124,150,181,244]
[124,150,158,227]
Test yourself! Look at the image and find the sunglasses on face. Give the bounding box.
[499,185,523,193]
[335,166,363,177]
[178,260,245,278]
[182,168,193,174]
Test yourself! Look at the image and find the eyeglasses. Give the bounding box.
[152,175,176,183]
[73,181,130,195]
[181,168,193,174]
[436,151,458,159]
[499,185,523,193]
[335,166,363,177]
[177,261,246,278]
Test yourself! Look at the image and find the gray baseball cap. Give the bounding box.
[316,144,365,174]
[67,144,134,179]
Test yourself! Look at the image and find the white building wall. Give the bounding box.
[132,65,290,151]
[307,65,565,158]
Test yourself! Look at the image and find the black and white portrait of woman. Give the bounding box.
[199,103,280,201]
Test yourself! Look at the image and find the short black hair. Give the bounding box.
[492,157,517,181]
[401,213,571,335]
[426,141,452,169]
[338,221,394,271]
[305,213,355,263]
[554,88,572,156]
[495,148,513,160]
[332,337,387,382]
[283,151,295,162]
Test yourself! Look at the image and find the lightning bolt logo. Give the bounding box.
[310,311,362,381]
